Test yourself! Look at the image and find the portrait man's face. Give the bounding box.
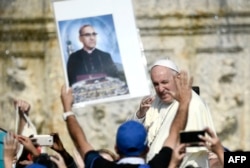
[79,26,97,50]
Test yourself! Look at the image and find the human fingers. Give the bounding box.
[18,160,33,165]
[197,141,206,147]
[176,144,186,160]
[179,70,187,86]
[198,134,211,143]
[17,135,34,148]
[177,143,186,154]
[4,133,18,157]
[50,154,60,164]
[141,96,154,105]
[14,100,30,112]
[204,127,216,138]
[174,71,187,91]
[19,101,29,112]
[179,70,192,89]
[4,133,10,145]
[139,96,154,113]
[141,104,152,109]
[171,144,186,166]
[50,151,67,168]
[167,90,176,99]
[198,134,214,150]
[61,84,73,95]
[16,135,28,142]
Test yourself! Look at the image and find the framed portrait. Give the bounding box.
[52,0,151,107]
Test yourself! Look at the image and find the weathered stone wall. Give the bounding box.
[1,0,250,155]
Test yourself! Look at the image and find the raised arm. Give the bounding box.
[60,85,93,159]
[50,133,77,168]
[163,70,192,148]
[4,132,18,168]
[163,71,192,167]
[14,99,30,135]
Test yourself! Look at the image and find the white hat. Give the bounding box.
[151,59,179,73]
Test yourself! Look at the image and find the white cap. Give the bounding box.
[151,59,179,73]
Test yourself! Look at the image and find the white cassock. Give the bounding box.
[130,91,215,168]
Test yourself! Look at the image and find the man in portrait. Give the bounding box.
[67,24,119,86]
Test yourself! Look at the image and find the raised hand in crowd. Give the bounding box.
[16,135,40,166]
[4,132,18,168]
[50,132,78,168]
[163,70,193,167]
[14,99,31,135]
[50,133,65,152]
[171,71,193,105]
[14,99,30,115]
[16,135,40,157]
[198,127,224,166]
[168,144,187,168]
[50,151,67,168]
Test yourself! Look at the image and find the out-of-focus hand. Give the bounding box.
[50,133,65,152]
[170,70,193,104]
[198,127,223,155]
[16,135,40,157]
[50,151,67,168]
[18,160,33,166]
[4,132,18,165]
[198,127,224,165]
[60,85,74,112]
[168,143,186,168]
[14,99,30,116]
[137,95,155,118]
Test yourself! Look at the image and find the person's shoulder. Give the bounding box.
[85,150,117,168]
[67,50,83,63]
[94,48,110,56]
[70,49,83,56]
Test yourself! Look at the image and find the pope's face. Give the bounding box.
[150,66,177,104]
[79,26,97,50]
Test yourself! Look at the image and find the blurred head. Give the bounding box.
[33,153,57,168]
[115,121,148,157]
[150,59,179,104]
[79,25,97,51]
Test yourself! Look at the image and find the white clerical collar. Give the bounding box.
[83,48,95,54]
[117,157,145,165]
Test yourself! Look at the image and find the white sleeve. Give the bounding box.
[127,109,145,124]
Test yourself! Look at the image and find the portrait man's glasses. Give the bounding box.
[80,32,98,37]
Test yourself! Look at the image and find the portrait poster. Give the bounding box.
[52,0,151,107]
